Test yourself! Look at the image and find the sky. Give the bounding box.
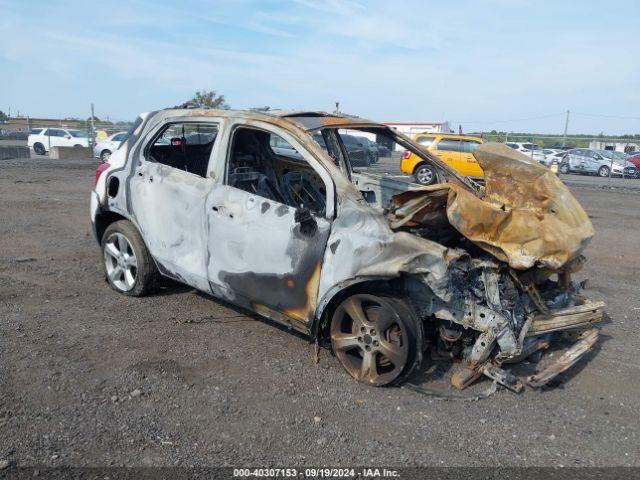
[1,0,639,135]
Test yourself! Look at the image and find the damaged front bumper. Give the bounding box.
[409,257,605,393]
[453,301,604,392]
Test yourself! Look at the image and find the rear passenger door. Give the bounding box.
[48,129,67,148]
[460,140,483,177]
[206,122,334,330]
[572,149,588,172]
[128,121,219,291]
[434,138,463,173]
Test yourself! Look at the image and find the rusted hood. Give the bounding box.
[390,143,594,270]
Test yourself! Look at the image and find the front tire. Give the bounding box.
[101,220,159,296]
[413,164,437,185]
[598,165,610,177]
[330,294,423,386]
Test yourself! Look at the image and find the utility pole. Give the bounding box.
[90,103,96,147]
[505,132,508,143]
[562,109,570,147]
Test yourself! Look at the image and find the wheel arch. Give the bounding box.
[411,160,428,175]
[311,276,404,342]
[94,209,130,244]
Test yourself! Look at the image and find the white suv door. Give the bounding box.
[46,128,68,149]
[128,121,219,291]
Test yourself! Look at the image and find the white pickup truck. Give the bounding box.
[28,128,90,155]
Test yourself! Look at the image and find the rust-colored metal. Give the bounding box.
[283,261,322,322]
[527,301,605,335]
[527,329,599,388]
[451,365,483,390]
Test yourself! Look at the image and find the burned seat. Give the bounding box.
[280,171,325,214]
[228,129,284,203]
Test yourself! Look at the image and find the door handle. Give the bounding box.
[212,205,233,219]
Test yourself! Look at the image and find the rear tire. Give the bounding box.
[101,220,159,296]
[33,143,46,155]
[330,294,423,386]
[598,165,610,177]
[413,164,437,185]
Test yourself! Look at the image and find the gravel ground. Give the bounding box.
[0,157,639,468]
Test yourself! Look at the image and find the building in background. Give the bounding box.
[384,121,451,136]
[589,140,639,154]
[1,116,83,133]
[383,121,451,150]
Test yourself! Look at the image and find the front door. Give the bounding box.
[206,123,333,331]
[128,121,220,291]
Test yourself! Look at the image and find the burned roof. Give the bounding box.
[159,107,384,132]
[271,111,382,132]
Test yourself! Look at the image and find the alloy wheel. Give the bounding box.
[104,232,138,291]
[415,166,434,185]
[330,295,409,385]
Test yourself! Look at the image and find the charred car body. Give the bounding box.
[90,109,604,391]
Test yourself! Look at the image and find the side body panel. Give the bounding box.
[129,161,213,290]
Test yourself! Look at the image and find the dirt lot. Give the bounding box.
[1,157,639,468]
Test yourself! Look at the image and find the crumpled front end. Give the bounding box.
[387,143,604,391]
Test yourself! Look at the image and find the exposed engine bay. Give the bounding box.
[354,142,603,391]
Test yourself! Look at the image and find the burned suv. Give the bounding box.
[91,109,604,391]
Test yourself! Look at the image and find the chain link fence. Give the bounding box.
[0,119,135,159]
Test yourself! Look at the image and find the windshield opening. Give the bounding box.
[312,126,479,193]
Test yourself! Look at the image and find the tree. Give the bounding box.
[0,110,8,122]
[186,90,229,109]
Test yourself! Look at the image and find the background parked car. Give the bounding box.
[93,131,128,161]
[28,128,90,155]
[269,133,303,161]
[341,134,371,167]
[627,152,640,177]
[505,142,547,162]
[540,149,566,173]
[559,148,637,177]
[401,133,484,185]
[376,143,392,157]
[354,136,380,163]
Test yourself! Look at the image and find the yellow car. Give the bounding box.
[401,133,484,185]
